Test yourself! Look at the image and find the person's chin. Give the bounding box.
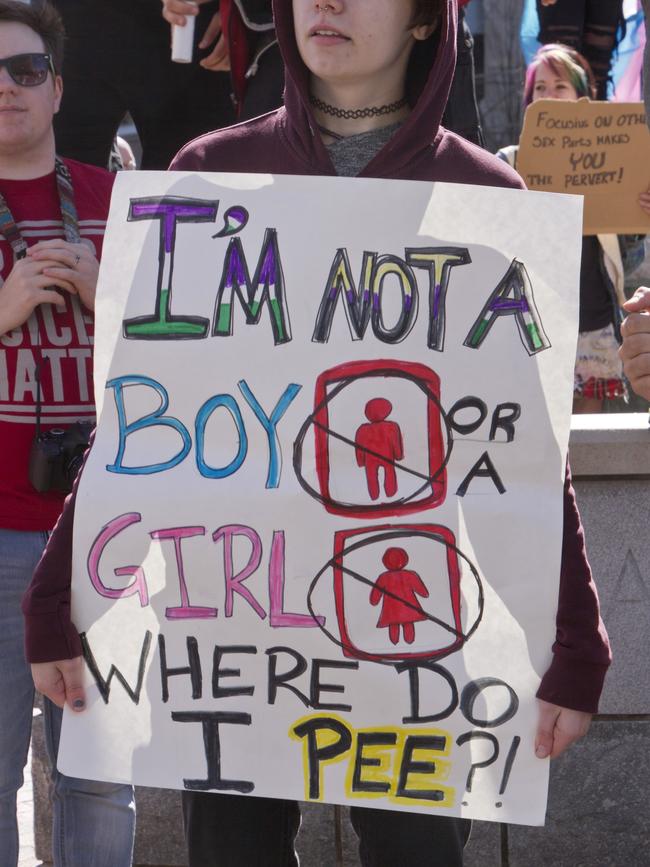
[0,113,28,131]
[303,45,353,73]
[308,59,354,86]
[0,129,34,153]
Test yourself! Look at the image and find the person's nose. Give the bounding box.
[0,63,17,93]
[314,0,343,13]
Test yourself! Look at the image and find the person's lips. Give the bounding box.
[308,23,350,43]
[0,106,25,113]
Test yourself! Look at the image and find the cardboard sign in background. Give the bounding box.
[517,99,650,234]
[58,173,582,827]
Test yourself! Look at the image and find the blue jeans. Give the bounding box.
[0,528,136,867]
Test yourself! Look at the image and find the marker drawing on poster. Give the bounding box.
[57,172,583,827]
[517,97,650,234]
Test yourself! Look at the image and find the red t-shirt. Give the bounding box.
[0,159,114,531]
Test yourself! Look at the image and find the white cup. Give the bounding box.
[171,11,196,64]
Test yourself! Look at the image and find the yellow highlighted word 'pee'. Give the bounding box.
[289,713,454,809]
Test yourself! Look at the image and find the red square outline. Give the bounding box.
[314,359,447,518]
[333,523,464,662]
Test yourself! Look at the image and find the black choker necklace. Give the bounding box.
[309,94,407,119]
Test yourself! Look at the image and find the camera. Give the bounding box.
[29,421,93,494]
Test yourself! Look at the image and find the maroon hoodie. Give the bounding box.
[24,0,610,713]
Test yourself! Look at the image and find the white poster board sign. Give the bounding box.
[59,173,582,827]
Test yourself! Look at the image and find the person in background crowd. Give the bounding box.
[643,0,650,129]
[25,2,611,866]
[536,0,625,100]
[614,0,650,399]
[115,135,137,171]
[161,0,283,120]
[50,0,235,170]
[0,2,135,865]
[497,43,649,413]
[107,135,137,172]
[444,0,484,145]
[620,287,650,399]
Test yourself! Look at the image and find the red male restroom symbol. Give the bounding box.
[298,359,449,519]
[355,398,404,500]
[370,547,429,645]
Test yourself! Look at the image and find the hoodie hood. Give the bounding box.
[272,0,458,177]
[172,0,522,191]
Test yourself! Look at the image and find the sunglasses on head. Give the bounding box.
[0,53,55,87]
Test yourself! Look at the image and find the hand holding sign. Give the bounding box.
[639,186,650,216]
[31,657,86,712]
[535,700,592,760]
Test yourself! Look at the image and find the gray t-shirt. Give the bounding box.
[325,122,402,177]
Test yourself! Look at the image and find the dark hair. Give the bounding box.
[0,0,65,74]
[410,0,445,29]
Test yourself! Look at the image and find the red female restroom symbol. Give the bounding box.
[370,547,429,645]
[329,525,478,664]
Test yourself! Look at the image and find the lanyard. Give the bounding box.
[0,156,81,261]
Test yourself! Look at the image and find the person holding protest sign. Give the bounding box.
[23,1,610,864]
[497,42,649,413]
[163,2,606,864]
[0,2,136,865]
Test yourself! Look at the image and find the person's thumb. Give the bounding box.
[60,657,86,712]
[623,285,650,312]
[535,700,559,759]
